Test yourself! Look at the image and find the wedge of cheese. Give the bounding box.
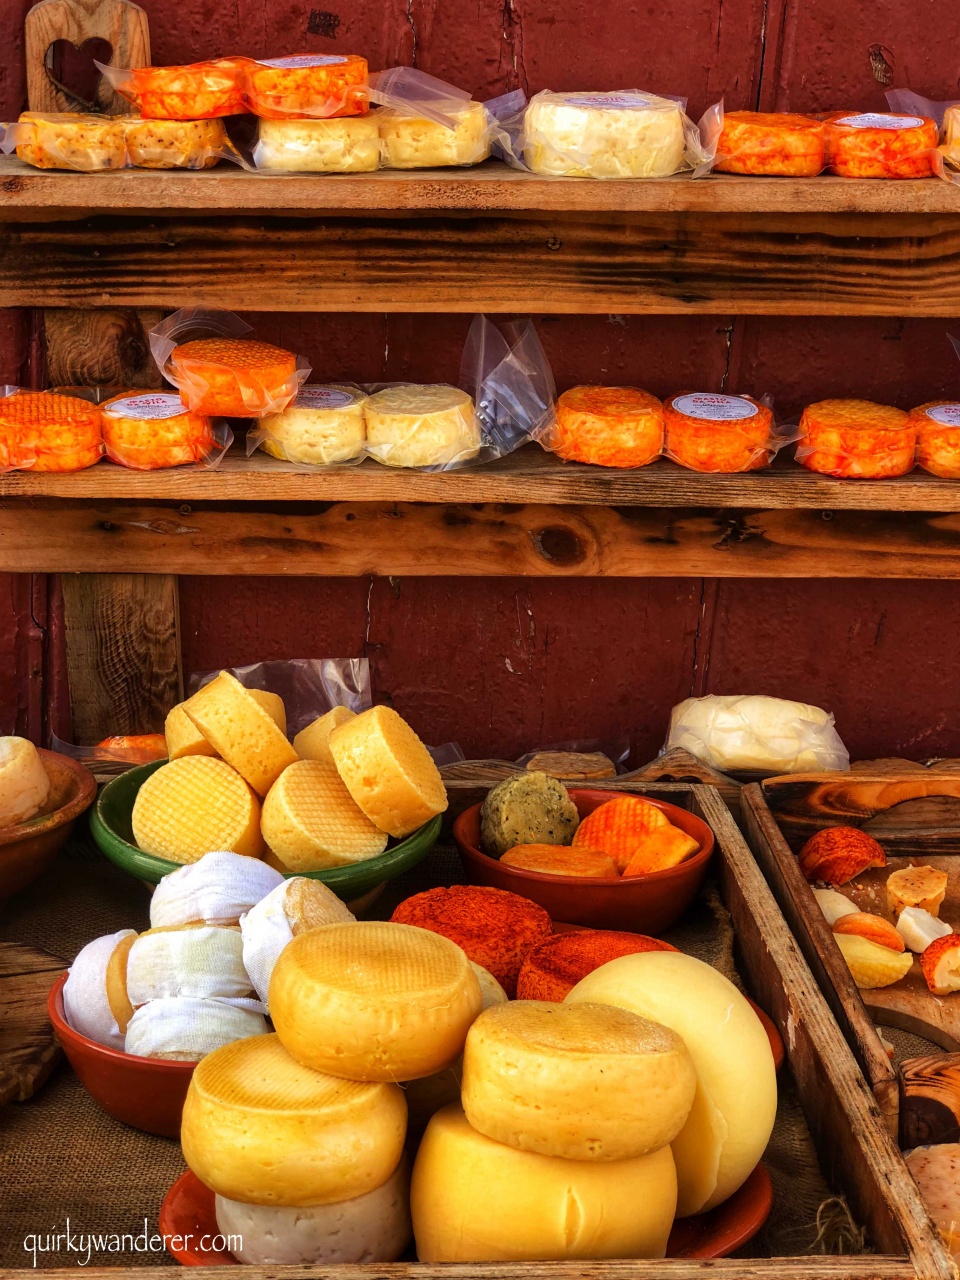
[0,736,50,828]
[132,756,265,863]
[182,672,298,796]
[293,705,357,764]
[261,759,387,870]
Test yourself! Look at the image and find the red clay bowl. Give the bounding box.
[48,973,195,1138]
[0,749,96,900]
[454,789,714,932]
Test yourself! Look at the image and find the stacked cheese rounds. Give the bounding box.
[101,392,217,469]
[798,398,916,478]
[715,111,825,176]
[824,112,938,179]
[168,337,300,417]
[909,401,960,478]
[664,393,774,472]
[0,391,102,472]
[523,90,687,179]
[551,385,664,467]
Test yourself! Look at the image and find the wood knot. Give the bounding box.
[533,525,585,565]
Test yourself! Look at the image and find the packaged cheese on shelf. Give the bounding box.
[97,57,248,119]
[663,392,777,472]
[363,384,481,468]
[823,112,938,179]
[101,392,229,470]
[543,385,664,467]
[909,401,960,478]
[883,88,960,183]
[122,117,231,168]
[371,68,493,169]
[243,54,369,119]
[797,398,917,478]
[251,118,380,172]
[0,390,102,472]
[713,109,826,176]
[664,693,850,773]
[1,113,233,171]
[248,385,367,463]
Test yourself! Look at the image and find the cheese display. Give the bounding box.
[268,921,482,1080]
[549,385,665,467]
[124,996,269,1060]
[260,759,388,870]
[131,756,265,862]
[181,671,299,796]
[149,850,285,928]
[909,401,960,478]
[0,736,50,827]
[168,337,300,417]
[241,876,356,1005]
[499,844,619,877]
[109,57,248,119]
[798,398,917,478]
[798,826,886,887]
[663,393,774,472]
[905,1144,960,1264]
[522,90,687,179]
[101,392,217,469]
[0,392,102,472]
[714,111,825,176]
[252,118,380,172]
[62,929,138,1051]
[181,1033,407,1205]
[378,101,491,168]
[293,706,357,763]
[328,704,447,837]
[243,55,369,119]
[256,385,368,462]
[516,930,676,1002]
[479,772,580,858]
[411,1103,677,1261]
[362,384,481,468]
[665,694,851,772]
[461,1001,696,1161]
[124,924,254,1006]
[11,112,127,170]
[824,112,938,178]
[567,951,777,1216]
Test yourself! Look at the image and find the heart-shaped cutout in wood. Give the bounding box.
[45,37,113,110]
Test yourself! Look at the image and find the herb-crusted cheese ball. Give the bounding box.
[480,772,579,858]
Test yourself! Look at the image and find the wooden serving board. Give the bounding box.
[0,942,65,1106]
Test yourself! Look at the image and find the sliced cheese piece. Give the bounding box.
[254,117,380,172]
[261,759,387,870]
[411,1104,677,1262]
[293,705,357,764]
[62,929,137,1050]
[124,996,268,1061]
[125,924,253,1006]
[0,736,50,828]
[897,906,952,953]
[240,876,357,1005]
[150,850,285,927]
[269,921,482,1081]
[132,756,265,863]
[378,102,490,168]
[182,671,298,795]
[363,384,480,468]
[523,90,686,179]
[181,1032,407,1205]
[329,704,447,837]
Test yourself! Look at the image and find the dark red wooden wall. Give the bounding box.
[5,0,960,762]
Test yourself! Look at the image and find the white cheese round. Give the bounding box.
[523,90,687,178]
[363,384,480,468]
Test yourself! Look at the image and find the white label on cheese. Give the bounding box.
[293,386,355,409]
[257,55,349,68]
[925,403,960,425]
[836,113,924,130]
[103,393,186,420]
[672,393,759,421]
[564,93,655,110]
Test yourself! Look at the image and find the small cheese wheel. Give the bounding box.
[412,1104,677,1262]
[169,337,299,417]
[165,703,218,760]
[132,756,265,863]
[523,90,686,179]
[378,102,491,168]
[122,117,227,169]
[480,772,580,858]
[516,929,675,1002]
[293,706,357,764]
[798,398,915,479]
[0,736,50,828]
[125,923,253,1007]
[715,111,825,176]
[462,1000,696,1161]
[329,705,447,838]
[244,54,369,120]
[254,119,380,172]
[566,951,777,1216]
[0,392,102,472]
[261,759,388,870]
[824,112,937,179]
[181,1033,407,1206]
[62,929,137,1050]
[664,393,773,473]
[182,671,298,796]
[363,384,480,468]
[552,386,664,467]
[269,921,483,1081]
[119,58,248,120]
[910,402,960,479]
[101,392,216,469]
[258,385,367,462]
[943,106,960,171]
[15,112,127,170]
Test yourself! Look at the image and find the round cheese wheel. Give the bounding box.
[523,90,686,179]
[378,102,491,168]
[241,876,357,1005]
[798,398,915,478]
[0,392,102,472]
[131,756,265,863]
[269,921,482,1081]
[664,393,773,473]
[552,385,664,467]
[181,671,298,797]
[254,119,380,172]
[462,1000,696,1161]
[566,951,777,1216]
[715,111,825,176]
[15,112,127,171]
[909,401,960,479]
[824,112,938,179]
[181,1033,407,1205]
[169,338,299,417]
[293,706,357,764]
[101,392,216,469]
[119,58,247,120]
[258,385,367,462]
[261,759,388,871]
[0,735,50,828]
[516,929,676,1002]
[363,384,480,468]
[411,1104,677,1261]
[244,54,369,120]
[123,117,227,169]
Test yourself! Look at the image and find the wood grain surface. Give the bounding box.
[24,0,149,115]
[0,941,64,1106]
[901,1053,960,1149]
[43,308,162,388]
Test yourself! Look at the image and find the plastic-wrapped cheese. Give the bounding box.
[363,384,480,468]
[123,117,228,169]
[550,385,664,467]
[0,736,50,828]
[798,398,916,478]
[943,106,960,170]
[523,90,687,179]
[243,54,369,120]
[908,401,960,479]
[0,392,102,472]
[13,113,127,170]
[378,102,491,168]
[715,111,825,176]
[168,338,300,417]
[257,385,367,463]
[664,393,774,473]
[824,112,938,179]
[101,392,216,469]
[665,693,850,773]
[253,118,380,172]
[113,58,248,120]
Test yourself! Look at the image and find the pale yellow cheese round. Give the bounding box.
[254,117,381,172]
[363,384,481,468]
[182,671,298,797]
[523,90,687,179]
[293,706,357,764]
[259,385,367,465]
[269,921,483,1081]
[329,705,447,838]
[943,106,960,169]
[411,1104,677,1261]
[261,759,388,871]
[0,736,50,828]
[462,1000,697,1161]
[181,1033,407,1206]
[378,102,491,168]
[132,756,265,863]
[566,951,777,1215]
[165,689,284,761]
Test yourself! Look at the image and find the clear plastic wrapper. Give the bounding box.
[149,309,310,417]
[663,694,850,774]
[663,392,785,473]
[243,54,368,119]
[1,112,234,171]
[251,116,380,172]
[371,68,493,168]
[796,398,917,479]
[249,384,367,465]
[906,401,960,478]
[0,388,102,472]
[709,106,826,177]
[886,89,960,182]
[363,383,480,468]
[823,111,938,179]
[542,385,664,468]
[96,57,248,119]
[515,737,631,776]
[188,658,371,739]
[100,392,232,470]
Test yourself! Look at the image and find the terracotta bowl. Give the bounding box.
[454,789,714,932]
[48,973,195,1138]
[0,749,96,900]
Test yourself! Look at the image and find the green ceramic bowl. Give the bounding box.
[90,760,442,900]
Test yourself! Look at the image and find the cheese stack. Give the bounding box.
[909,401,960,478]
[550,386,664,468]
[664,393,773,473]
[824,112,938,179]
[253,118,379,172]
[363,384,481,468]
[257,385,367,462]
[0,736,50,828]
[523,90,687,179]
[378,102,491,168]
[101,392,217,469]
[168,337,300,417]
[0,392,102,472]
[714,111,825,176]
[797,398,916,478]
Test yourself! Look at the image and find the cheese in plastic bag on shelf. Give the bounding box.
[97,57,248,119]
[251,117,380,171]
[663,392,777,473]
[371,68,493,169]
[101,392,231,470]
[712,108,825,176]
[664,694,851,774]
[1,113,233,171]
[123,117,230,168]
[883,88,960,183]
[249,384,367,464]
[363,384,480,468]
[909,401,960,478]
[543,385,664,468]
[243,54,368,119]
[0,389,102,472]
[796,398,917,479]
[823,112,938,179]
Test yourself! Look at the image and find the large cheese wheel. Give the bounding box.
[908,401,960,479]
[523,90,686,179]
[0,392,102,472]
[411,1104,677,1261]
[132,756,265,863]
[169,337,299,417]
[269,921,482,1081]
[0,736,50,828]
[363,384,480,468]
[378,102,490,168]
[551,385,664,467]
[181,1033,406,1206]
[715,111,824,176]
[664,393,773,473]
[293,705,356,764]
[254,119,380,172]
[101,392,216,469]
[243,54,368,120]
[566,951,777,1216]
[329,705,447,837]
[824,112,937,179]
[798,398,915,479]
[261,760,388,870]
[258,386,367,462]
[123,117,227,169]
[461,1000,696,1161]
[15,112,127,170]
[182,671,298,796]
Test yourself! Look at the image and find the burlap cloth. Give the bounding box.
[0,833,848,1269]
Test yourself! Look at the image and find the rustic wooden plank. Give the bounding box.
[901,1053,960,1149]
[0,942,64,1107]
[24,0,149,116]
[43,308,162,387]
[4,209,960,315]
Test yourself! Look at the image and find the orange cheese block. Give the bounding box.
[622,825,700,877]
[715,111,825,177]
[824,112,938,179]
[169,338,299,417]
[118,58,248,120]
[798,399,916,479]
[243,55,369,120]
[909,402,960,479]
[572,796,671,873]
[663,393,773,473]
[0,392,102,472]
[551,386,664,468]
[500,844,619,879]
[101,392,217,470]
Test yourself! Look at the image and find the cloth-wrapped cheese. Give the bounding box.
[910,401,960,478]
[714,111,825,176]
[253,118,380,172]
[824,112,937,178]
[256,385,367,463]
[241,877,356,1005]
[101,392,217,469]
[797,398,916,479]
[378,102,491,168]
[150,850,284,928]
[363,384,480,468]
[124,995,269,1061]
[523,90,687,179]
[664,393,774,473]
[549,385,664,467]
[243,54,369,119]
[665,693,850,773]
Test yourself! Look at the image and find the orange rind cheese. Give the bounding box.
[797,825,886,886]
[832,912,905,953]
[169,338,299,417]
[798,398,916,479]
[102,392,217,469]
[909,402,960,479]
[572,796,670,873]
[621,825,700,877]
[664,393,774,473]
[96,734,168,763]
[921,934,960,995]
[118,58,248,120]
[551,385,664,468]
[715,111,825,177]
[824,112,938,179]
[515,930,677,1002]
[0,392,102,472]
[244,55,368,120]
[500,844,619,878]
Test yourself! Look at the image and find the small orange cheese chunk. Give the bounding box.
[169,338,298,417]
[572,796,670,873]
[832,912,904,953]
[622,825,700,877]
[715,111,825,177]
[797,826,886,886]
[921,934,960,995]
[798,399,915,479]
[552,385,664,468]
[824,112,938,179]
[664,393,774,473]
[500,844,619,878]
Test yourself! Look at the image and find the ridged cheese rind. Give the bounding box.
[182,672,298,796]
[261,759,388,870]
[150,850,285,927]
[62,929,137,1050]
[293,705,357,764]
[126,924,254,1006]
[363,384,480,468]
[132,756,265,863]
[0,736,50,828]
[124,996,268,1061]
[241,877,357,1005]
[523,90,686,179]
